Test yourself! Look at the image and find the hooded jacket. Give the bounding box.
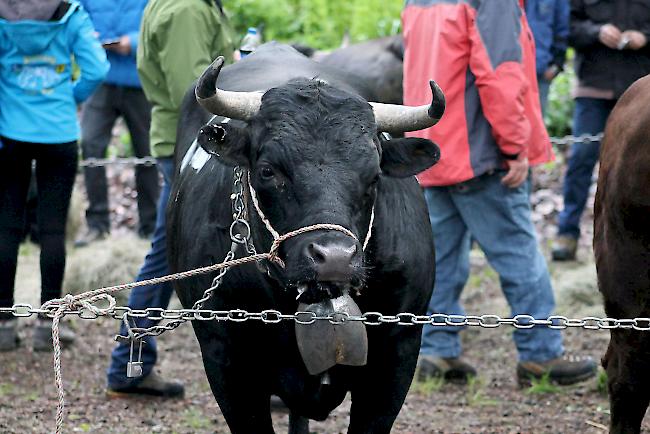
[402,0,553,187]
[0,0,109,144]
[79,0,147,88]
[137,0,236,158]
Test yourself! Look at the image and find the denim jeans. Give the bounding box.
[557,97,617,239]
[537,74,551,117]
[421,171,564,362]
[107,158,174,388]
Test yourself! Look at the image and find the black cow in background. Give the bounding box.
[168,42,444,433]
[293,35,404,105]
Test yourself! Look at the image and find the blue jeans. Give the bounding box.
[557,97,616,239]
[107,158,174,388]
[421,171,564,362]
[537,74,551,117]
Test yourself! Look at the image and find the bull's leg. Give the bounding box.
[194,327,276,434]
[347,329,420,434]
[606,331,650,434]
[288,412,309,434]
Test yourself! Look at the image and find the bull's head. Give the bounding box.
[195,56,443,374]
[195,56,443,303]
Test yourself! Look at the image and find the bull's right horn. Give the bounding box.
[195,57,262,120]
[371,80,445,134]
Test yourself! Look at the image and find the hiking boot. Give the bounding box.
[74,227,108,248]
[106,371,185,399]
[517,354,597,386]
[0,319,19,351]
[33,317,76,352]
[551,235,578,261]
[416,355,477,383]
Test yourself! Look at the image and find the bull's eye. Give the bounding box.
[259,165,275,180]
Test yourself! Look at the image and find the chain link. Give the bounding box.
[76,134,603,168]
[3,305,650,331]
[549,132,603,148]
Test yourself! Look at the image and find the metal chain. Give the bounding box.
[77,134,604,168]
[79,156,157,168]
[2,305,649,331]
[550,132,603,148]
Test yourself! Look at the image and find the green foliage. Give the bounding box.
[596,369,608,396]
[545,49,576,138]
[526,373,562,395]
[466,376,498,407]
[226,0,403,50]
[411,375,445,395]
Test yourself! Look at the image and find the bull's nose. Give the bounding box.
[306,242,357,281]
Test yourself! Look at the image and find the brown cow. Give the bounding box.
[594,75,650,434]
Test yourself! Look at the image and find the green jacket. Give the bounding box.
[137,0,235,158]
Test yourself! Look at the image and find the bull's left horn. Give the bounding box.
[371,80,445,134]
[195,56,262,120]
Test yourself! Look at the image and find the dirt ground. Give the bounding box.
[1,162,646,434]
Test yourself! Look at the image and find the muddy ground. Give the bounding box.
[1,159,645,434]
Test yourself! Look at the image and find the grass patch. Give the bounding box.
[526,373,562,395]
[596,369,608,396]
[0,383,14,397]
[466,376,498,407]
[180,408,213,430]
[411,375,445,395]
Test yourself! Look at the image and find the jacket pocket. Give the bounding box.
[584,0,613,23]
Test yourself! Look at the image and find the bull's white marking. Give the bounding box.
[331,295,348,312]
[179,116,229,174]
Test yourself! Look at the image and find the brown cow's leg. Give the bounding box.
[606,332,650,434]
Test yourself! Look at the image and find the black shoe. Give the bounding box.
[517,354,597,386]
[33,317,76,352]
[416,355,477,383]
[106,371,185,399]
[74,228,108,248]
[551,235,578,261]
[0,318,19,351]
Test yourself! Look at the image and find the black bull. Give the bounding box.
[168,42,443,434]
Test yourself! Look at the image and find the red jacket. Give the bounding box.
[403,0,554,187]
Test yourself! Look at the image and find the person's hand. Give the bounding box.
[599,24,622,49]
[543,65,559,81]
[622,30,647,50]
[106,35,131,55]
[501,153,529,188]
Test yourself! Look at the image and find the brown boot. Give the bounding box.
[551,235,578,261]
[517,354,597,386]
[417,355,477,383]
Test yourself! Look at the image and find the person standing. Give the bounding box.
[551,0,650,261]
[402,0,597,385]
[0,0,109,350]
[74,0,159,246]
[525,0,570,115]
[105,0,235,398]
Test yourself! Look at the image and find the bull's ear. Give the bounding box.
[197,123,250,167]
[379,137,440,177]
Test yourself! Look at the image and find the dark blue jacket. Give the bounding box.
[525,0,569,75]
[79,0,147,87]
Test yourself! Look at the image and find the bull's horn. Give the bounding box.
[195,56,262,120]
[371,80,445,134]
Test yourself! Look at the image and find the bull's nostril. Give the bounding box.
[308,243,328,264]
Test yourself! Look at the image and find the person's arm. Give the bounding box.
[569,0,603,49]
[156,6,220,110]
[68,6,109,103]
[550,0,569,72]
[468,0,530,159]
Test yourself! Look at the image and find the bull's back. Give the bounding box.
[594,76,650,317]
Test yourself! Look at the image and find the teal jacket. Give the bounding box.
[0,1,109,144]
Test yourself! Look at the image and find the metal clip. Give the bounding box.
[126,338,144,378]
